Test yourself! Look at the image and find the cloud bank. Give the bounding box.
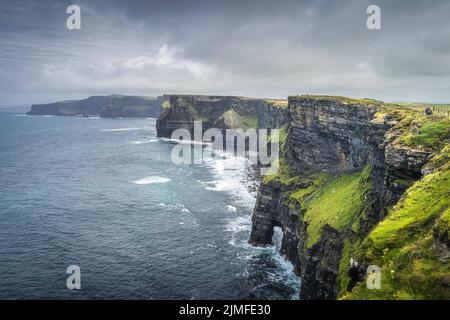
[1,0,450,105]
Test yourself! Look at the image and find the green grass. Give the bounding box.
[398,102,450,113]
[342,268,405,300]
[375,108,450,151]
[402,118,450,148]
[343,151,450,300]
[162,101,170,109]
[289,95,384,106]
[262,163,303,186]
[304,172,368,247]
[429,144,450,168]
[300,166,372,248]
[289,184,318,202]
[343,231,450,299]
[263,99,289,109]
[366,164,450,251]
[220,109,258,130]
[262,126,302,186]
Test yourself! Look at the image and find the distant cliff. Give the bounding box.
[155,95,288,137]
[26,95,166,118]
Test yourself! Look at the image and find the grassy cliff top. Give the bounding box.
[289,95,385,106]
[375,108,450,151]
[165,94,288,105]
[398,102,450,111]
[263,99,289,108]
[164,94,259,100]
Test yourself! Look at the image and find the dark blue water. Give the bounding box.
[0,109,299,299]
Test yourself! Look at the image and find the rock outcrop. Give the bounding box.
[27,95,165,118]
[248,179,302,264]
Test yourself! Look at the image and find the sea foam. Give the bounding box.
[132,176,171,185]
[130,139,158,145]
[100,127,150,132]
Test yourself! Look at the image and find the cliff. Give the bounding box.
[153,93,448,299]
[248,95,450,300]
[155,95,288,137]
[26,95,165,118]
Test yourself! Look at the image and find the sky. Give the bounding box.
[1,0,450,106]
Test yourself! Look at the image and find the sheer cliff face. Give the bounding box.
[27,95,164,118]
[155,95,288,137]
[287,97,378,173]
[248,96,439,300]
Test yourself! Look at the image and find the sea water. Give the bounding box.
[0,109,299,299]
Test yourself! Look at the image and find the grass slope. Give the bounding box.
[300,167,372,248]
[220,109,258,130]
[343,153,450,299]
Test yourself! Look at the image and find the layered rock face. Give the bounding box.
[297,224,343,299]
[363,116,432,232]
[27,95,165,118]
[286,97,378,173]
[249,177,346,299]
[248,180,300,266]
[156,95,288,138]
[248,96,437,300]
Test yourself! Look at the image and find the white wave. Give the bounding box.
[203,152,256,209]
[130,139,158,145]
[201,146,300,299]
[132,176,171,185]
[13,114,57,117]
[206,242,218,249]
[225,216,251,233]
[158,202,190,214]
[271,250,301,300]
[159,137,212,146]
[100,127,150,132]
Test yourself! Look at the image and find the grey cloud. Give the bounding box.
[0,0,450,105]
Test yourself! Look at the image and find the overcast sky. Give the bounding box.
[1,0,450,106]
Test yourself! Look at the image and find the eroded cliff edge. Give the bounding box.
[249,95,449,300]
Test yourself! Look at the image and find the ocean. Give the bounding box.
[0,109,299,299]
